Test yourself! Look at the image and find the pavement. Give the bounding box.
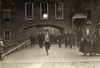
[0,44,100,68]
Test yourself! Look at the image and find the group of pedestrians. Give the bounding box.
[29,26,100,56]
[29,30,77,55]
[79,26,100,56]
[64,31,76,48]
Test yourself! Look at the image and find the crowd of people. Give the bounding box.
[29,29,78,55]
[29,27,100,56]
[30,31,76,47]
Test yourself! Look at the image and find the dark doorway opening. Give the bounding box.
[74,18,86,29]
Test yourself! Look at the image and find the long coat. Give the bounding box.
[93,30,100,54]
[79,39,93,53]
[29,35,35,43]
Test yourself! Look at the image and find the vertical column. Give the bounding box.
[0,0,2,37]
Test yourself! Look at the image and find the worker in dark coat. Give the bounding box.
[65,33,68,47]
[79,37,93,56]
[92,25,100,55]
[29,33,35,48]
[65,33,70,47]
[69,32,75,49]
[76,28,82,47]
[50,34,54,44]
[37,32,44,48]
[58,33,63,48]
[54,35,58,44]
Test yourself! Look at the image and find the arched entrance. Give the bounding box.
[36,25,64,35]
[23,24,65,43]
[23,24,64,35]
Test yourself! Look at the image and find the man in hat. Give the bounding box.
[44,29,51,55]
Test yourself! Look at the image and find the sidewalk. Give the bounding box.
[0,44,100,68]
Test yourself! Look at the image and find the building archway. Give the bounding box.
[23,24,65,43]
[72,13,87,29]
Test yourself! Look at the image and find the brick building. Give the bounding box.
[0,0,100,46]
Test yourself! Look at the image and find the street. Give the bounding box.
[0,44,100,68]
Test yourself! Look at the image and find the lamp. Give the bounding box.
[43,14,48,19]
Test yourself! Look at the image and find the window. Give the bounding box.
[55,2,63,19]
[87,10,91,20]
[3,10,11,23]
[25,2,33,20]
[40,2,48,20]
[4,29,11,41]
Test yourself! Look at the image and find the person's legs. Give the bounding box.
[0,53,3,60]
[70,44,72,49]
[31,42,34,48]
[30,42,32,48]
[65,42,67,47]
[84,53,86,56]
[45,42,49,55]
[40,42,43,48]
[39,42,41,48]
[59,41,62,48]
[32,42,34,48]
[90,52,92,56]
[48,42,51,50]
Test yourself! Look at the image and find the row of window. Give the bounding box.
[3,2,63,23]
[25,2,64,20]
[2,2,91,23]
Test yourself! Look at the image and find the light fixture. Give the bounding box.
[43,14,48,19]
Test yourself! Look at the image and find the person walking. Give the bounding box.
[58,33,63,48]
[44,29,51,55]
[37,32,44,48]
[76,28,82,47]
[29,33,35,48]
[92,25,100,55]
[65,32,69,47]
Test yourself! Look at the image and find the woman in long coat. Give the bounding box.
[79,37,93,56]
[92,27,100,54]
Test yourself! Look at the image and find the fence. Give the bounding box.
[2,40,30,57]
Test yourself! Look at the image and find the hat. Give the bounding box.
[45,29,49,32]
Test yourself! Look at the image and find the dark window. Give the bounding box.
[87,10,91,20]
[40,2,48,19]
[4,30,11,41]
[3,10,11,23]
[25,3,33,20]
